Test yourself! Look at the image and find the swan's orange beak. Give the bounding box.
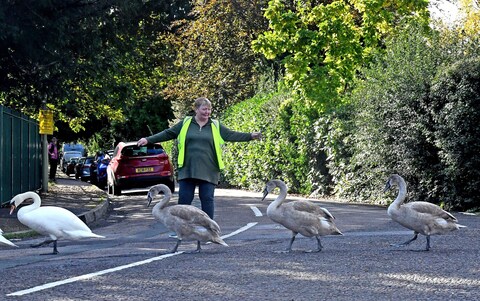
[9,204,16,215]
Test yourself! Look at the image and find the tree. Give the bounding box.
[459,0,480,35]
[162,0,270,117]
[344,23,480,210]
[252,0,430,110]
[0,0,190,137]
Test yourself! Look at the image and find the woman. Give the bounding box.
[137,97,262,219]
[48,137,58,182]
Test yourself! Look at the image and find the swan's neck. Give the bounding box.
[267,181,288,214]
[389,178,407,211]
[152,190,172,216]
[17,192,42,214]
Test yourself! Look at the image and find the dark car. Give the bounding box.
[75,156,95,181]
[62,151,83,173]
[107,142,175,195]
[64,157,80,176]
[89,151,110,188]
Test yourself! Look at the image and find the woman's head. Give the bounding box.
[194,97,212,121]
[193,97,212,110]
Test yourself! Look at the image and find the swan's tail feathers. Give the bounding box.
[333,228,343,235]
[64,230,105,239]
[0,237,18,248]
[213,236,229,247]
[90,233,106,239]
[457,224,467,229]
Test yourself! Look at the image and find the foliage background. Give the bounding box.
[1,0,479,210]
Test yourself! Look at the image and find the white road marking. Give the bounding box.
[7,253,179,296]
[250,206,263,217]
[6,222,258,297]
[221,222,257,240]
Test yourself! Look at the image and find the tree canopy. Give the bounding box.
[252,0,430,110]
[0,0,190,139]
[162,0,270,117]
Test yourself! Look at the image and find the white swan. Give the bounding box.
[261,179,342,253]
[10,191,105,254]
[147,184,228,253]
[0,228,18,247]
[384,174,466,251]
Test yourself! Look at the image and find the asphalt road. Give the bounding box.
[1,188,478,301]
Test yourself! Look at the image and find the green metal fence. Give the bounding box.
[0,105,42,207]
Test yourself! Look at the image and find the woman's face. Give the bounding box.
[195,104,211,120]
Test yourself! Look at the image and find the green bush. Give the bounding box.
[221,24,480,211]
[428,58,480,210]
[221,89,299,192]
[344,24,480,210]
[221,86,349,197]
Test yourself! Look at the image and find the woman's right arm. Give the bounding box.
[137,120,184,146]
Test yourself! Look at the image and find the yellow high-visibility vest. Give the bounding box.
[177,116,225,170]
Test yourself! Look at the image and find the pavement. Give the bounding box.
[0,171,110,235]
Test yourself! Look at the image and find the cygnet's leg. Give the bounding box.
[391,232,418,247]
[305,236,323,253]
[185,241,202,254]
[51,241,59,255]
[275,233,297,253]
[425,235,431,251]
[169,239,182,253]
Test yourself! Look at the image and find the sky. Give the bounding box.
[429,0,461,25]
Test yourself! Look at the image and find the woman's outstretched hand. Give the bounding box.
[251,132,262,140]
[137,138,148,146]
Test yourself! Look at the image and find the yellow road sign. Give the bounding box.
[39,109,54,135]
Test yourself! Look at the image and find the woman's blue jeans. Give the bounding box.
[178,179,216,219]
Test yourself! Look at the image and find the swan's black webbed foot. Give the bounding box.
[391,233,418,248]
[31,239,55,248]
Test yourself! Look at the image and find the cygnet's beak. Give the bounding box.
[261,188,269,201]
[9,204,16,215]
[147,193,153,207]
[383,181,392,193]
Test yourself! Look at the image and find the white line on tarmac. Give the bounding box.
[250,206,263,217]
[6,222,258,297]
[221,222,257,239]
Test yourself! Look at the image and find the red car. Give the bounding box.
[106,141,175,195]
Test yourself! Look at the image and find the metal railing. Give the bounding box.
[0,105,42,206]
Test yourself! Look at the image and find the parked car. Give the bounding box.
[62,151,83,172]
[89,151,110,188]
[107,142,175,195]
[75,156,95,181]
[96,157,110,189]
[64,157,80,176]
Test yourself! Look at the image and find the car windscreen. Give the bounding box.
[122,145,165,157]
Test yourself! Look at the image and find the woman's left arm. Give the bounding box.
[219,123,262,142]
